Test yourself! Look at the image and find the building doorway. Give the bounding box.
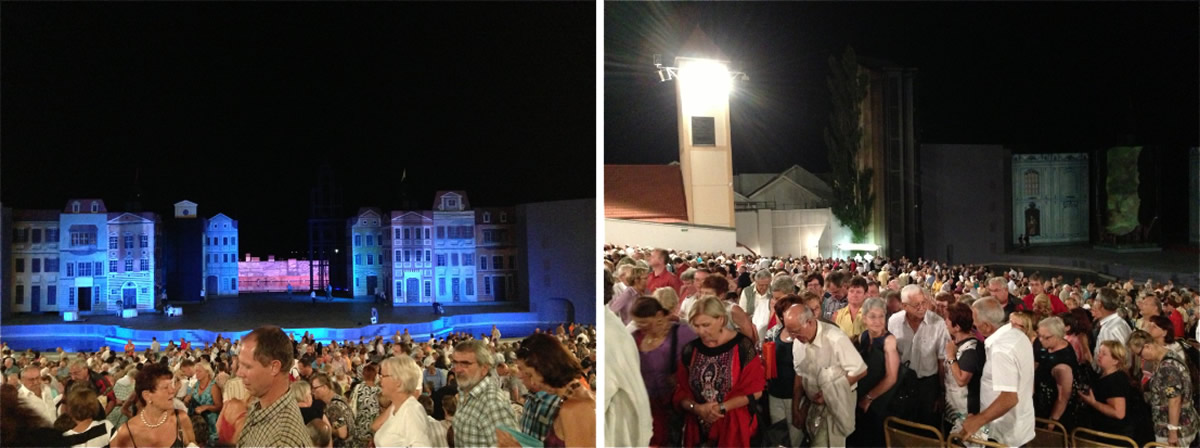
[367,276,378,297]
[78,287,92,311]
[406,278,420,303]
[123,282,138,309]
[206,276,218,296]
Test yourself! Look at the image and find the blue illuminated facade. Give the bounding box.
[390,210,433,304]
[432,191,476,302]
[349,208,389,298]
[106,212,159,311]
[58,199,110,314]
[204,213,239,295]
[10,210,61,313]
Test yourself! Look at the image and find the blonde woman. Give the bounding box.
[188,361,221,444]
[375,355,438,447]
[1009,311,1037,342]
[216,377,249,445]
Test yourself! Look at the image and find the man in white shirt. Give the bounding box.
[678,268,709,319]
[887,284,950,426]
[961,297,1035,447]
[787,304,867,447]
[1091,287,1132,367]
[604,308,652,447]
[150,337,160,353]
[19,366,58,424]
[739,270,775,341]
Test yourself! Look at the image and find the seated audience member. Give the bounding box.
[62,386,115,448]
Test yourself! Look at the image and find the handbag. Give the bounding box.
[887,361,919,416]
[762,341,778,380]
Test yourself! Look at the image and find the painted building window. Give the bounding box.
[231,279,237,290]
[483,212,491,223]
[141,234,149,248]
[355,254,362,265]
[404,250,411,262]
[366,234,374,246]
[15,258,24,273]
[46,228,58,243]
[480,257,488,270]
[232,237,236,246]
[402,228,410,240]
[32,229,42,244]
[367,255,374,265]
[396,282,403,297]
[70,230,96,247]
[438,278,446,295]
[124,234,134,249]
[424,281,431,297]
[68,287,75,306]
[31,258,41,273]
[78,262,92,277]
[425,228,431,240]
[95,262,103,275]
[72,202,80,213]
[463,253,474,266]
[110,236,119,249]
[425,250,431,263]
[1024,170,1039,196]
[466,278,474,296]
[500,213,507,223]
[437,226,446,239]
[140,259,149,271]
[110,260,118,273]
[15,285,24,305]
[45,258,58,273]
[451,253,459,266]
[126,259,134,272]
[396,250,403,263]
[47,286,56,305]
[452,278,460,297]
[355,235,362,247]
[90,203,98,212]
[484,276,492,295]
[206,237,210,246]
[66,262,74,277]
[395,228,402,239]
[494,256,503,270]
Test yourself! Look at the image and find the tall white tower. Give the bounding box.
[671,27,739,228]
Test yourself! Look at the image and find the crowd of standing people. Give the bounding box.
[604,244,1200,447]
[3,322,597,448]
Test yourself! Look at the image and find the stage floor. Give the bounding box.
[982,244,1198,287]
[2,293,529,332]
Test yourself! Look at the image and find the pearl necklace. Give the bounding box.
[140,408,170,429]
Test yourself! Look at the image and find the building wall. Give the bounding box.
[58,204,108,314]
[390,212,434,304]
[164,218,204,302]
[748,179,826,210]
[349,211,388,297]
[476,207,516,302]
[1012,153,1089,244]
[517,199,595,325]
[735,208,852,259]
[204,214,240,295]
[238,255,328,292]
[606,218,739,254]
[920,144,1008,264]
[433,210,477,302]
[10,216,60,313]
[107,213,157,311]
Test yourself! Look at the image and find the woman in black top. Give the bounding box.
[847,297,899,448]
[1078,340,1135,439]
[762,294,806,447]
[1033,316,1081,429]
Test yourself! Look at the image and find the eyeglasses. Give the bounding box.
[379,373,391,378]
[312,383,327,391]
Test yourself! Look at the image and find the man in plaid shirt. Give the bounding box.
[449,340,517,447]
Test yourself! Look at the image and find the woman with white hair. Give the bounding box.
[1033,316,1080,430]
[216,377,249,445]
[375,355,435,447]
[188,361,221,444]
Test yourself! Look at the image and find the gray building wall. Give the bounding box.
[516,199,596,325]
[1,204,11,319]
[920,144,1008,264]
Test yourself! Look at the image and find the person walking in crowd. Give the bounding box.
[505,332,596,447]
[647,248,684,297]
[604,304,654,448]
[674,296,765,447]
[235,326,312,447]
[834,276,870,340]
[821,270,849,322]
[943,301,986,438]
[610,266,650,325]
[311,373,352,447]
[374,355,437,447]
[110,363,198,448]
[1078,340,1137,440]
[1093,287,1133,364]
[959,297,1035,447]
[786,299,866,447]
[887,284,950,427]
[699,275,757,342]
[630,296,697,446]
[449,339,517,447]
[847,297,899,447]
[1127,330,1200,447]
[1032,316,1082,429]
[762,294,805,447]
[739,269,774,343]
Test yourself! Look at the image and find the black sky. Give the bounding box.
[605,2,1199,173]
[2,2,595,257]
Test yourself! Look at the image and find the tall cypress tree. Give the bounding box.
[824,46,874,243]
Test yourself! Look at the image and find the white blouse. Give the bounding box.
[374,396,432,448]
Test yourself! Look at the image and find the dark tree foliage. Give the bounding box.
[824,46,874,243]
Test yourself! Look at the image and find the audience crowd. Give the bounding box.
[3,322,597,448]
[604,244,1200,447]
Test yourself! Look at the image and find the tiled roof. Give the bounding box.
[12,209,60,221]
[604,165,688,223]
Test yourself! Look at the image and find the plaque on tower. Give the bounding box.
[691,116,715,145]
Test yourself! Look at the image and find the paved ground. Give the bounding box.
[2,293,529,332]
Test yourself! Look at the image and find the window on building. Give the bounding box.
[356,277,360,287]
[437,254,446,267]
[494,256,503,270]
[15,258,25,273]
[483,212,491,223]
[70,230,95,247]
[439,278,446,295]
[500,212,507,223]
[452,278,461,297]
[90,203,98,212]
[463,225,474,239]
[1024,170,1040,196]
[125,259,134,272]
[72,202,80,213]
[367,255,374,265]
[484,276,492,295]
[463,253,473,266]
[223,254,229,263]
[31,258,41,273]
[231,237,236,246]
[231,278,237,290]
[66,262,74,277]
[110,260,118,274]
[451,253,459,266]
[205,237,210,246]
[480,257,487,270]
[447,226,456,239]
[124,234,133,249]
[424,281,431,297]
[15,285,25,305]
[395,250,402,263]
[437,227,446,239]
[31,229,42,244]
[78,262,92,277]
[109,236,118,249]
[396,282,404,297]
[141,234,149,248]
[395,228,402,239]
[47,286,56,305]
[68,287,75,306]
[404,250,411,263]
[356,254,362,265]
[95,261,103,275]
[45,258,58,273]
[355,235,362,247]
[366,234,374,246]
[508,256,515,270]
[403,228,411,240]
[424,228,430,240]
[425,250,431,263]
[46,229,58,243]
[140,259,148,271]
[466,278,474,296]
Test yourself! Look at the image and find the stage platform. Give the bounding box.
[979,245,1199,288]
[1,293,565,352]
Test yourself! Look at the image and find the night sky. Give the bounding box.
[605,2,1199,173]
[2,2,595,257]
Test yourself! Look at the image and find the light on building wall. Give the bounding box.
[836,243,880,252]
[680,59,732,98]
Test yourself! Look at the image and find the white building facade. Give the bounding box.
[10,210,60,313]
[390,211,433,304]
[58,199,109,314]
[106,212,158,311]
[432,191,476,302]
[204,213,239,295]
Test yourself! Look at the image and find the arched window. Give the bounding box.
[1023,170,1040,196]
[72,202,80,213]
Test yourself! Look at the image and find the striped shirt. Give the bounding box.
[452,376,518,447]
[238,392,313,448]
